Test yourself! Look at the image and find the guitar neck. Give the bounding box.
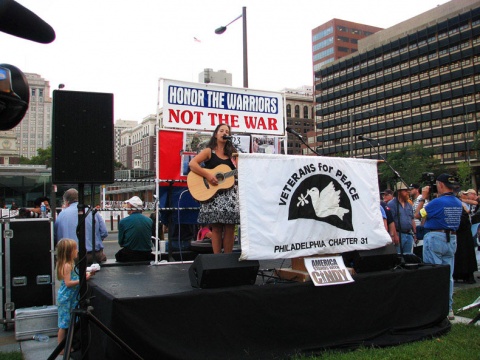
[224,169,238,178]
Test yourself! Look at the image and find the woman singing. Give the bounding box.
[189,124,239,253]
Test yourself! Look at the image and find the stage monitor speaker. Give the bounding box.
[52,90,114,184]
[342,243,398,273]
[189,253,260,289]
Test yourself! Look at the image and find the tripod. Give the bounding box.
[48,184,143,359]
[456,295,480,325]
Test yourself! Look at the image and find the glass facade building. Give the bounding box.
[315,0,480,167]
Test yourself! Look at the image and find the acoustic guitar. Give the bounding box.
[187,164,237,202]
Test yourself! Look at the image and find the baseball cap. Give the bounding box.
[383,189,394,196]
[465,188,477,195]
[436,173,459,188]
[124,196,143,207]
[409,183,420,189]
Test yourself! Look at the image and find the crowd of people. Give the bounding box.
[381,174,480,320]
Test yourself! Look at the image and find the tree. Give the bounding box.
[471,130,480,158]
[378,144,444,190]
[30,146,52,167]
[114,160,126,170]
[456,161,472,190]
[22,146,52,167]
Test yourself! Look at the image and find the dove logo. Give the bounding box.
[288,174,353,231]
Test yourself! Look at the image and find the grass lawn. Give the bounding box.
[295,287,480,360]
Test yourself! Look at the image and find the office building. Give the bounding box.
[283,86,315,155]
[315,0,480,171]
[312,19,383,74]
[119,115,156,170]
[114,119,138,163]
[198,68,232,85]
[13,73,52,159]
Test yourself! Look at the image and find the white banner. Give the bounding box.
[238,153,391,260]
[161,79,284,135]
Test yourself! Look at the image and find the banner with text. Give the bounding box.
[238,153,391,260]
[161,79,284,135]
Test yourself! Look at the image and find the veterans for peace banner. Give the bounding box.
[161,79,284,135]
[238,153,391,260]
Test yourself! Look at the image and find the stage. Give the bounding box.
[86,260,451,360]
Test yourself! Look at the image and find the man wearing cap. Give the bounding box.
[115,196,154,262]
[54,188,108,264]
[419,174,463,320]
[382,189,394,204]
[388,182,417,254]
[380,189,396,244]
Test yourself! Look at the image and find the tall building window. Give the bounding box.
[286,104,291,117]
[303,106,309,119]
[31,89,36,97]
[295,105,300,118]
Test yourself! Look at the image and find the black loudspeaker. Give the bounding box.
[52,90,114,184]
[342,243,399,273]
[189,253,260,289]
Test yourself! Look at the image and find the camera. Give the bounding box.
[421,172,437,194]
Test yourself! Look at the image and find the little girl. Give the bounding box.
[56,238,93,352]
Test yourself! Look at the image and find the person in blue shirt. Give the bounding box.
[115,196,154,262]
[420,173,463,320]
[54,188,108,265]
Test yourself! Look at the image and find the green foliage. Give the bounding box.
[114,160,125,170]
[332,151,349,158]
[19,146,52,167]
[378,145,444,189]
[456,162,472,190]
[0,352,23,360]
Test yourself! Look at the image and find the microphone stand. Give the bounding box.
[360,137,407,188]
[289,133,321,156]
[360,136,412,266]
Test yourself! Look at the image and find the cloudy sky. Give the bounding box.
[2,0,449,121]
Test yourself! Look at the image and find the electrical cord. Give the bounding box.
[176,189,190,262]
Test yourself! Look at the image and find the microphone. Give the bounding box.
[358,135,376,142]
[222,135,232,140]
[286,127,303,139]
[0,0,56,43]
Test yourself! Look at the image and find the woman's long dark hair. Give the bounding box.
[206,124,236,157]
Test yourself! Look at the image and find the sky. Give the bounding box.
[2,0,450,122]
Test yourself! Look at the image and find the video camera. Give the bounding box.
[421,172,437,195]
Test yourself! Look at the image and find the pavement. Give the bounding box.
[1,228,479,358]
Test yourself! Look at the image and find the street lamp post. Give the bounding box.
[215,6,248,88]
[349,113,354,157]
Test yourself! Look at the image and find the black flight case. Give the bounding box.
[1,218,55,329]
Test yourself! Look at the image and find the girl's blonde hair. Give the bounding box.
[56,238,77,280]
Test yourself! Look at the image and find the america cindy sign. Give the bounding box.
[161,79,284,135]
